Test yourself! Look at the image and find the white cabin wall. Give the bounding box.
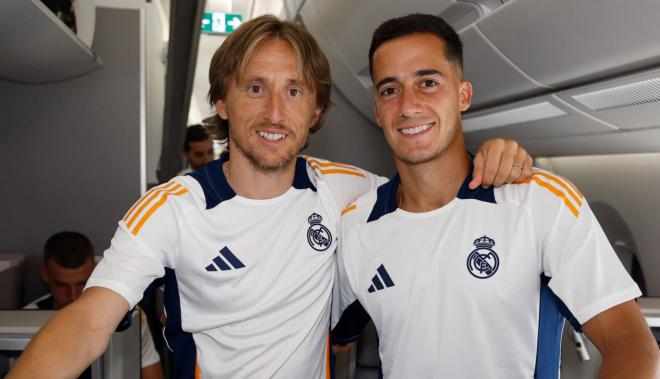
[544,153,660,296]
[0,8,142,257]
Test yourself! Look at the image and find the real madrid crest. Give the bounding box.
[466,235,500,279]
[307,213,332,251]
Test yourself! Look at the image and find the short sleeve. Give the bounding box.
[527,171,641,324]
[85,180,187,308]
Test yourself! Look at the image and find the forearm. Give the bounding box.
[8,288,128,379]
[598,333,659,379]
[584,300,660,379]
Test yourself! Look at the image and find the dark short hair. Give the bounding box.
[184,124,211,152]
[206,15,332,143]
[369,14,463,78]
[43,231,94,269]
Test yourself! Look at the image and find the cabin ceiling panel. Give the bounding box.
[476,0,660,88]
[461,26,545,109]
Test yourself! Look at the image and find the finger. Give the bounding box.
[519,152,534,182]
[480,141,505,188]
[469,152,485,189]
[492,140,518,187]
[507,147,528,183]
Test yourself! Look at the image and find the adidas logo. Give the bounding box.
[205,247,245,272]
[367,264,395,293]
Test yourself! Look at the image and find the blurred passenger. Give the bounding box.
[178,124,214,175]
[25,231,164,379]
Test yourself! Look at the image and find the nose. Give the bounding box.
[264,92,284,125]
[398,87,423,118]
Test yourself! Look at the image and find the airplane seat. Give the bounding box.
[589,201,647,295]
[21,255,49,307]
[0,254,26,309]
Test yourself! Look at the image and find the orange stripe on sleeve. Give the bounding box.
[326,333,331,379]
[531,176,579,218]
[123,181,177,222]
[559,174,583,199]
[131,188,188,235]
[305,158,360,171]
[341,204,357,216]
[319,169,367,178]
[126,184,182,228]
[531,172,582,207]
[195,359,201,379]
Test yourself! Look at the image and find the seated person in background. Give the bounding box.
[177,124,215,176]
[25,231,164,379]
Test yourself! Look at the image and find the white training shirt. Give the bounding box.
[86,155,383,379]
[332,168,640,379]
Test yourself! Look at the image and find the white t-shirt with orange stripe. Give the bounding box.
[331,168,640,379]
[86,155,385,379]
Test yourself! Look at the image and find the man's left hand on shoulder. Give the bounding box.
[470,138,533,189]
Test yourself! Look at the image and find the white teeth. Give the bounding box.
[258,131,286,141]
[400,123,433,135]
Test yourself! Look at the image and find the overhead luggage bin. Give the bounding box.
[0,0,101,83]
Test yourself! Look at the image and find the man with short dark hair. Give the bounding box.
[24,232,164,379]
[10,15,532,379]
[178,124,214,175]
[29,231,95,310]
[332,13,659,378]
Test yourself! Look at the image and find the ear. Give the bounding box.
[459,80,473,112]
[40,264,49,284]
[310,106,323,130]
[215,99,229,120]
[373,100,384,129]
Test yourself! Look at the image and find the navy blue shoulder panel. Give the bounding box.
[187,154,236,210]
[367,174,399,223]
[456,163,496,204]
[292,157,316,192]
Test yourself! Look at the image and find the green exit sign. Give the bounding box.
[201,13,243,34]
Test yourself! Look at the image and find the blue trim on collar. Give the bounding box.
[367,174,400,223]
[456,164,496,204]
[187,153,236,210]
[366,158,496,222]
[293,157,316,192]
[188,154,316,209]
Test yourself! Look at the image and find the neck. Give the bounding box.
[222,151,296,200]
[396,139,470,212]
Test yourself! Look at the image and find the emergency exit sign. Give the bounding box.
[201,13,243,34]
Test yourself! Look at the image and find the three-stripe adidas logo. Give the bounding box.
[205,247,245,272]
[368,264,395,293]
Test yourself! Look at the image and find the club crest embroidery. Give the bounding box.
[307,213,332,251]
[466,235,500,279]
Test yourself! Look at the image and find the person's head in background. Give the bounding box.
[184,124,214,170]
[40,231,95,310]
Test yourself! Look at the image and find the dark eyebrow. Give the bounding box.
[375,77,397,90]
[375,69,444,90]
[415,69,443,77]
